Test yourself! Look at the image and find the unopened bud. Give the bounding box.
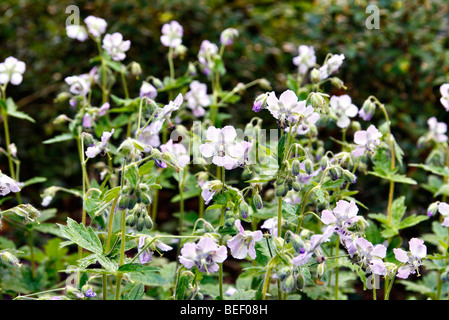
[291,159,301,176]
[303,159,314,175]
[253,193,263,210]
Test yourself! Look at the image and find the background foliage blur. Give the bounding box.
[1,0,449,253]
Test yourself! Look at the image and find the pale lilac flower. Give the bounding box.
[292,226,334,266]
[138,236,173,264]
[84,16,107,38]
[0,56,26,85]
[286,105,320,135]
[66,25,88,42]
[84,288,96,298]
[266,90,307,127]
[179,237,227,274]
[321,200,360,237]
[65,75,90,96]
[437,202,449,227]
[0,172,21,196]
[160,21,183,48]
[354,237,387,275]
[227,220,263,259]
[41,195,53,207]
[97,102,110,116]
[160,139,190,168]
[393,238,427,279]
[85,129,114,158]
[261,218,281,238]
[352,124,382,157]
[200,180,222,205]
[185,81,210,117]
[319,53,345,80]
[440,83,449,111]
[157,93,183,122]
[329,95,358,128]
[139,81,157,99]
[198,40,219,75]
[284,191,301,206]
[427,117,448,143]
[137,123,161,151]
[293,45,316,75]
[199,126,245,170]
[225,287,237,296]
[252,93,269,113]
[82,114,92,128]
[102,32,131,61]
[8,143,17,158]
[220,28,239,46]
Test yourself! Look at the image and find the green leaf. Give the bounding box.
[175,274,190,300]
[321,179,345,190]
[58,218,103,254]
[138,161,155,176]
[125,165,139,189]
[127,283,145,300]
[5,98,35,123]
[118,263,159,273]
[42,133,74,144]
[409,163,449,178]
[22,177,47,187]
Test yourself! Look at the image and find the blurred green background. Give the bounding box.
[0,0,449,235]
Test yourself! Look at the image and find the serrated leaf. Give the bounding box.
[5,98,35,123]
[138,161,155,176]
[321,179,345,190]
[125,165,139,188]
[128,283,145,300]
[409,163,449,177]
[58,218,102,254]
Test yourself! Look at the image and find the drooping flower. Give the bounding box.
[261,218,282,238]
[0,56,26,86]
[102,32,131,61]
[352,124,382,157]
[0,172,21,196]
[160,21,183,48]
[199,126,246,170]
[185,81,210,117]
[97,102,110,116]
[139,81,158,99]
[353,237,387,275]
[266,90,306,127]
[436,202,449,227]
[198,40,219,75]
[293,45,316,75]
[156,93,183,124]
[179,237,227,274]
[85,129,114,158]
[84,16,107,38]
[319,53,345,80]
[440,83,449,111]
[82,114,93,128]
[427,116,448,143]
[138,236,173,264]
[66,24,88,42]
[393,238,427,279]
[292,226,334,266]
[220,28,239,46]
[84,287,97,298]
[160,139,190,168]
[200,180,222,205]
[252,93,269,112]
[329,94,358,128]
[65,75,90,96]
[227,220,263,259]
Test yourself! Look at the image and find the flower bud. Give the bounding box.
[330,77,346,89]
[239,201,249,219]
[310,68,321,83]
[291,159,301,176]
[342,169,357,184]
[303,159,314,175]
[292,182,302,192]
[0,251,21,267]
[427,201,439,217]
[119,195,129,210]
[317,262,326,278]
[359,99,376,121]
[144,214,153,230]
[125,213,136,227]
[187,62,197,76]
[282,275,296,293]
[275,184,288,197]
[351,121,361,132]
[329,167,341,180]
[253,193,263,210]
[295,272,305,290]
[136,216,145,232]
[130,61,142,79]
[289,233,305,253]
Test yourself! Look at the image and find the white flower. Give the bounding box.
[220,28,239,46]
[84,16,107,38]
[198,40,219,75]
[0,56,26,86]
[266,90,307,126]
[352,124,382,157]
[85,129,114,158]
[329,94,358,128]
[102,32,131,61]
[286,105,320,135]
[160,21,183,48]
[293,45,316,75]
[440,83,449,111]
[319,53,345,80]
[427,116,448,143]
[437,202,449,227]
[227,220,263,259]
[65,75,90,96]
[137,122,161,151]
[66,24,88,42]
[393,238,427,279]
[0,172,21,196]
[160,139,190,168]
[199,126,246,170]
[139,81,157,99]
[185,81,210,117]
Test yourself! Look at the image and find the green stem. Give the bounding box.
[115,208,127,300]
[28,228,36,279]
[168,46,175,81]
[384,276,395,300]
[277,196,282,238]
[218,166,226,300]
[261,258,277,300]
[334,236,340,300]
